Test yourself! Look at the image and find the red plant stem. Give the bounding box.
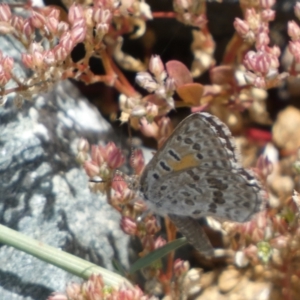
[152,12,176,18]
[222,33,246,65]
[289,59,297,76]
[101,47,138,97]
[109,57,138,97]
[165,217,176,280]
[281,267,293,300]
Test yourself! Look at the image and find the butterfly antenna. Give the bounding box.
[160,23,183,58]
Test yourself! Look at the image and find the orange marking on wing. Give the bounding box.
[168,154,199,171]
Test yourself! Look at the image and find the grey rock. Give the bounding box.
[0,71,129,300]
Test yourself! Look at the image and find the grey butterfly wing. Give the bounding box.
[139,112,263,222]
[140,113,241,192]
[142,166,262,223]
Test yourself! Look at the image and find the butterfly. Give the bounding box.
[139,112,264,256]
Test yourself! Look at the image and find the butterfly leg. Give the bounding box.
[168,214,214,257]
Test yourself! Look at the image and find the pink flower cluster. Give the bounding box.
[234,0,286,89]
[0,1,125,100]
[224,190,300,268]
[81,141,125,181]
[120,55,176,122]
[18,2,111,71]
[173,0,207,28]
[48,274,158,300]
[288,3,300,63]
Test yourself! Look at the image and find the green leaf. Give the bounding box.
[112,258,127,277]
[0,224,131,287]
[129,237,188,274]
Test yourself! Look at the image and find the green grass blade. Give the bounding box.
[129,237,188,274]
[0,224,132,287]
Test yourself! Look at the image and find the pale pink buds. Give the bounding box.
[46,17,59,33]
[173,259,190,277]
[0,4,11,22]
[244,71,256,85]
[21,53,33,68]
[261,9,275,22]
[117,285,145,299]
[120,188,135,204]
[106,146,125,169]
[154,236,166,249]
[165,77,176,94]
[270,45,281,57]
[83,161,100,177]
[253,76,266,88]
[139,117,159,138]
[149,55,165,78]
[244,51,257,71]
[47,7,60,19]
[158,116,172,139]
[10,15,24,32]
[71,25,86,44]
[54,45,68,61]
[91,145,105,166]
[2,56,13,70]
[146,103,158,119]
[32,50,44,68]
[288,21,300,41]
[68,4,84,25]
[93,8,111,24]
[136,72,158,92]
[245,8,260,32]
[30,11,46,29]
[48,293,68,300]
[269,53,279,69]
[60,32,74,53]
[96,23,109,36]
[112,175,128,193]
[130,149,145,175]
[43,50,55,65]
[72,18,86,30]
[22,20,34,38]
[57,21,69,34]
[131,105,147,118]
[244,50,271,74]
[119,94,138,110]
[256,31,270,49]
[234,18,249,36]
[120,217,137,235]
[289,41,300,63]
[175,0,189,10]
[65,283,82,299]
[0,21,13,34]
[0,70,10,86]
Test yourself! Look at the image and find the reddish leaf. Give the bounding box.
[176,83,204,106]
[144,94,166,106]
[166,60,193,86]
[210,65,235,85]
